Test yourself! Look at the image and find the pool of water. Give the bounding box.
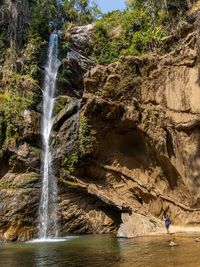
[1,234,200,267]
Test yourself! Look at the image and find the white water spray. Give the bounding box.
[39,33,60,239]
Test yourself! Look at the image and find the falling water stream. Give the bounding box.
[39,33,61,239]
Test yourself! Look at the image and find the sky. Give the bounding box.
[96,0,126,13]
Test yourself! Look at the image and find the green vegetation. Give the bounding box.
[29,0,101,42]
[0,0,53,152]
[54,96,70,115]
[62,115,94,172]
[91,0,191,64]
[60,178,81,188]
[61,0,101,26]
[29,0,58,39]
[141,103,161,127]
[62,151,79,173]
[24,33,48,78]
[78,115,94,156]
[0,89,34,149]
[56,63,73,86]
[0,43,40,151]
[0,172,38,189]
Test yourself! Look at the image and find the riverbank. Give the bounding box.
[150,225,200,236]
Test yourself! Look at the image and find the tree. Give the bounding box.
[126,0,195,13]
[61,0,101,25]
[30,0,58,38]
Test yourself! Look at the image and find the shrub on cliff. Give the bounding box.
[62,115,94,172]
[0,62,39,149]
[0,90,34,150]
[91,0,190,64]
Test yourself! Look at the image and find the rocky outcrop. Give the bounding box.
[0,0,31,49]
[0,172,40,241]
[72,26,200,237]
[64,24,94,53]
[0,108,41,241]
[51,20,200,238]
[60,24,95,95]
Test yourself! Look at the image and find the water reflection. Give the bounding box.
[1,235,200,267]
[115,236,200,267]
[34,245,57,267]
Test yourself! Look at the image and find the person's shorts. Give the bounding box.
[165,220,171,227]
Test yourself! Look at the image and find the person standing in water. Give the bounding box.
[163,213,171,234]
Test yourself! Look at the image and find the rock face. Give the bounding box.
[76,28,200,237]
[60,24,95,97]
[0,172,40,241]
[0,0,31,48]
[64,24,94,52]
[2,17,200,241]
[0,109,41,241]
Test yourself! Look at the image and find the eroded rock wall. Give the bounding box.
[2,20,200,241]
[64,24,200,237]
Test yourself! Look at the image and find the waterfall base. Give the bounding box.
[27,236,78,243]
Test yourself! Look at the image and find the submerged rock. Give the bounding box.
[169,241,177,247]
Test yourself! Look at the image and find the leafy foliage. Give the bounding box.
[24,33,48,78]
[91,0,190,64]
[91,11,124,64]
[61,0,101,26]
[60,178,81,187]
[0,90,34,149]
[123,25,169,56]
[0,45,39,151]
[29,0,58,39]
[62,115,94,172]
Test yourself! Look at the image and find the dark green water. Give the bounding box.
[1,235,200,267]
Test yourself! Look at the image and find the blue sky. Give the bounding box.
[96,0,126,13]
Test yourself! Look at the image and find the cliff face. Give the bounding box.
[79,29,200,236]
[1,15,200,241]
[57,19,200,237]
[0,0,30,49]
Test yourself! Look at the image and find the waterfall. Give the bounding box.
[39,33,60,239]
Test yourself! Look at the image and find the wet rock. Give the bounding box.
[0,172,40,241]
[54,95,70,116]
[9,143,41,172]
[53,97,79,131]
[61,24,95,95]
[21,110,41,144]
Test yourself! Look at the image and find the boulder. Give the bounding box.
[21,110,41,143]
[64,24,94,52]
